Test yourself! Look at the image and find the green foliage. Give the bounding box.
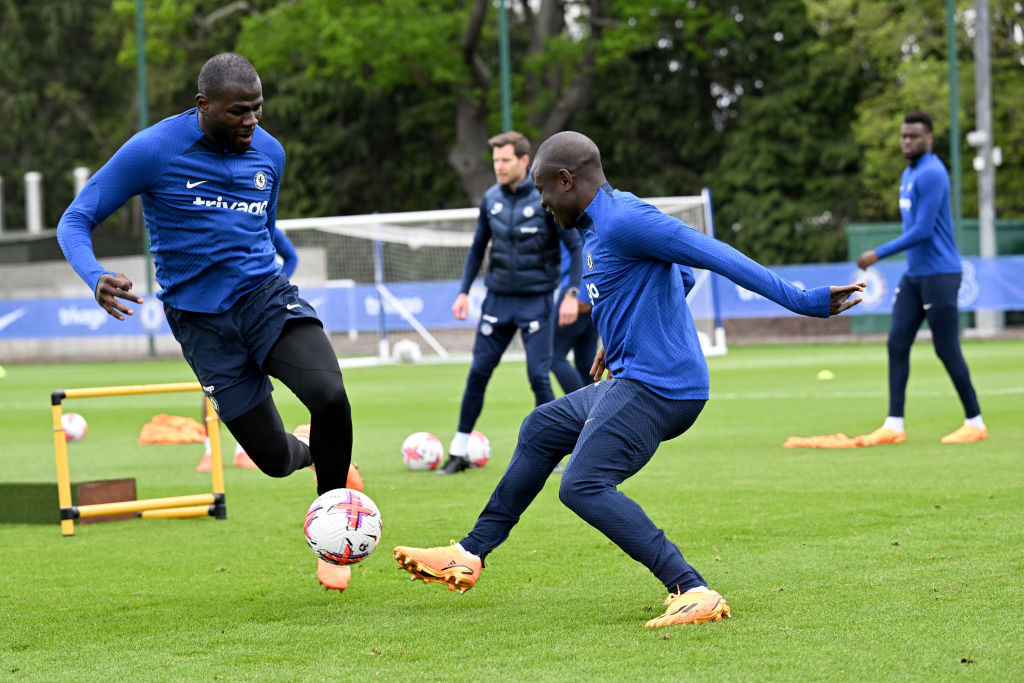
[703,0,865,263]
[239,0,469,89]
[2,341,1023,678]
[568,1,741,196]
[819,0,1024,226]
[985,0,1024,223]
[237,1,739,208]
[0,1,134,233]
[260,75,465,217]
[3,0,1023,263]
[112,0,281,124]
[826,1,960,221]
[596,0,736,66]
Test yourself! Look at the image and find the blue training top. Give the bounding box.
[875,151,962,276]
[57,108,287,314]
[559,242,695,306]
[577,185,830,400]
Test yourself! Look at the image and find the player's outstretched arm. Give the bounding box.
[95,272,143,320]
[829,282,866,316]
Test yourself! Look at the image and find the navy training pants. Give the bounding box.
[461,378,708,593]
[887,272,980,419]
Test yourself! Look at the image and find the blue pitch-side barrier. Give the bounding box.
[2,256,1022,341]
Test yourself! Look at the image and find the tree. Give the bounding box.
[238,0,731,206]
[710,0,867,264]
[0,1,134,236]
[813,0,1024,226]
[565,2,739,197]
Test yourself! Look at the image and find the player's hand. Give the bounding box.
[829,282,866,316]
[452,293,469,320]
[590,347,611,380]
[95,272,143,321]
[856,250,878,270]
[558,294,579,327]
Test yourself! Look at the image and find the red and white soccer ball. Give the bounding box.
[466,430,491,468]
[304,488,382,566]
[401,431,444,471]
[61,412,88,442]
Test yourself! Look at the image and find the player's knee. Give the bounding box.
[517,411,544,445]
[308,379,350,418]
[558,472,603,512]
[558,477,580,511]
[257,460,292,478]
[887,337,913,356]
[527,370,549,391]
[242,435,292,477]
[558,480,588,514]
[933,341,964,367]
[466,362,495,385]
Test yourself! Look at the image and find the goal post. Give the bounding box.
[277,190,726,362]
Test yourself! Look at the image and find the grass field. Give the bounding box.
[1,339,1022,681]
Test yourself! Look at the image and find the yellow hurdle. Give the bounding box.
[51,381,226,536]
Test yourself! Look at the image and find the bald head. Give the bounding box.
[197,52,259,100]
[531,131,607,229]
[532,131,604,182]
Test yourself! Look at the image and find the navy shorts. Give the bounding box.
[164,274,321,422]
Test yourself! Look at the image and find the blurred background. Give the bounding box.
[1,0,1022,360]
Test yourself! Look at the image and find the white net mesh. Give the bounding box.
[277,193,725,362]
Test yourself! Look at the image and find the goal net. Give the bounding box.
[276,190,726,363]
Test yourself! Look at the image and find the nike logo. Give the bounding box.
[923,303,933,310]
[584,418,595,426]
[441,561,476,576]
[0,307,28,332]
[286,303,302,310]
[186,180,209,189]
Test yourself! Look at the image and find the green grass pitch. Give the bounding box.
[1,339,1022,680]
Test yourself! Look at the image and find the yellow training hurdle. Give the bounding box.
[51,382,226,536]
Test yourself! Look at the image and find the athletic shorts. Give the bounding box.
[164,274,321,421]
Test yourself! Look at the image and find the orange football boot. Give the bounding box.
[853,426,906,447]
[940,425,988,444]
[393,541,482,593]
[644,589,731,628]
[317,559,351,591]
[196,452,212,472]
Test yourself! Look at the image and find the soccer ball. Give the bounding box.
[304,488,382,565]
[466,430,491,468]
[402,431,443,471]
[392,338,422,364]
[62,412,88,442]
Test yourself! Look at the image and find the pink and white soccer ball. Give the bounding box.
[466,430,491,468]
[402,431,444,471]
[61,412,88,442]
[304,488,382,565]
